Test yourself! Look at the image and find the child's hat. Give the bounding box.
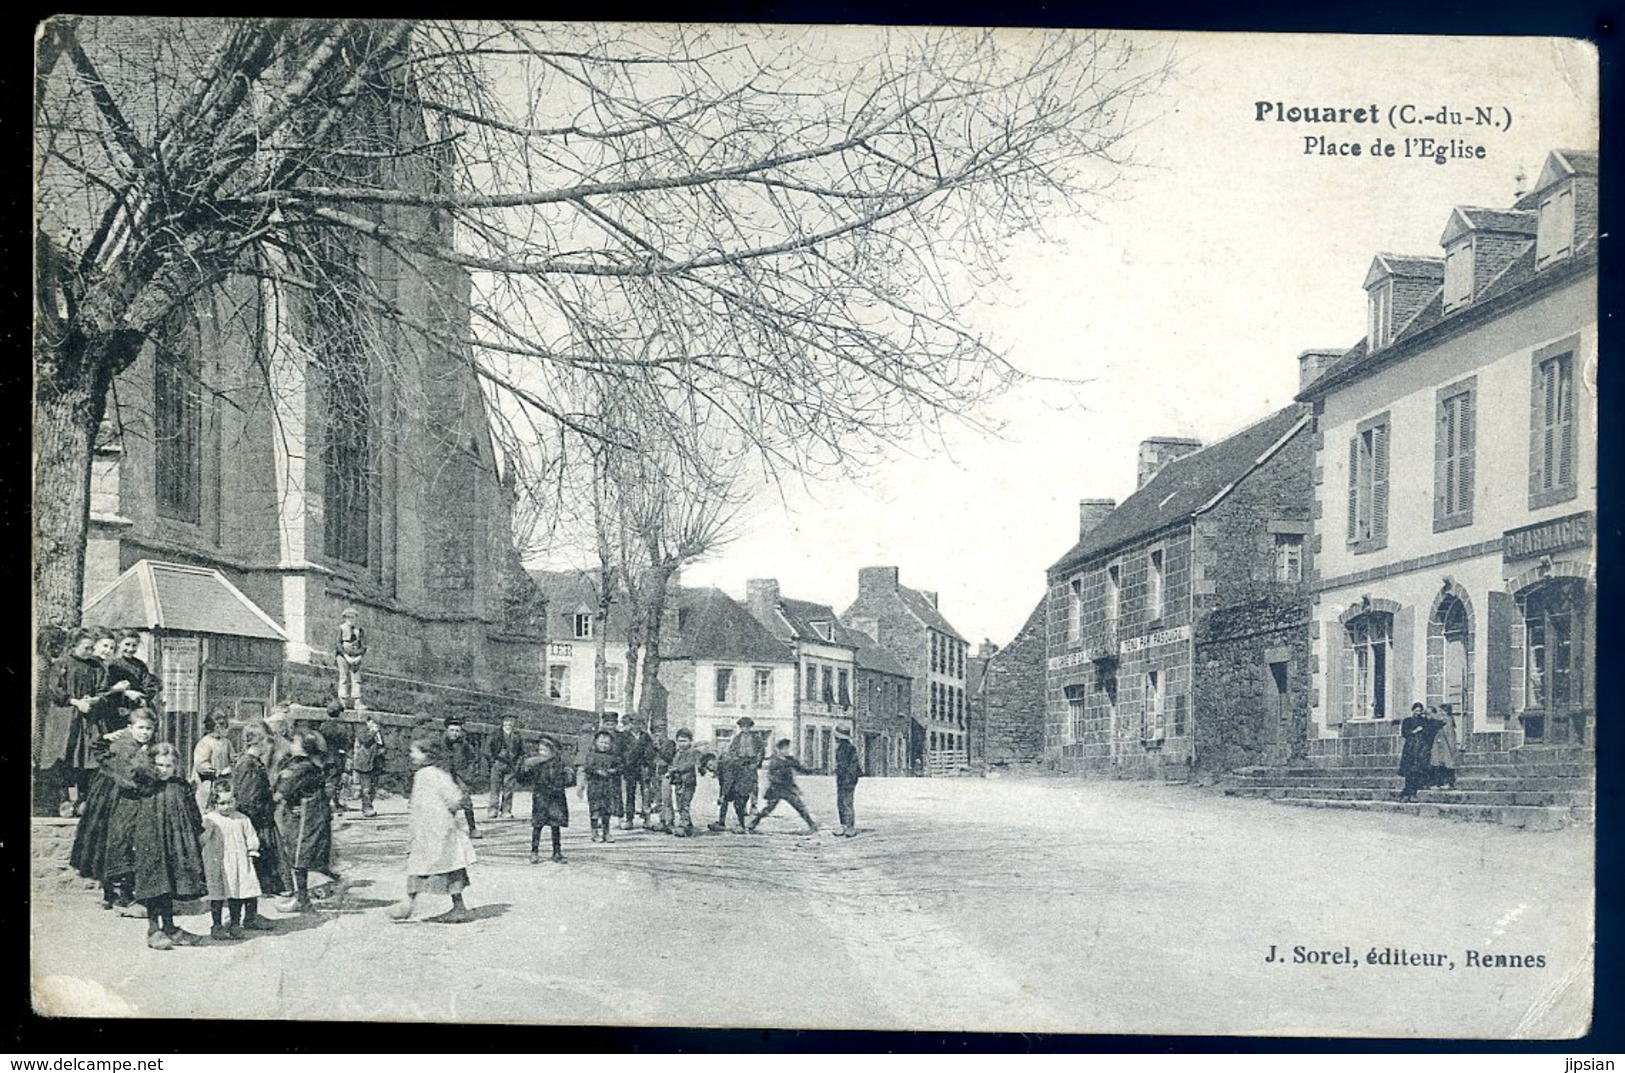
[444,713,466,727]
[537,734,561,752]
[736,716,755,728]
[835,725,852,739]
[675,728,693,740]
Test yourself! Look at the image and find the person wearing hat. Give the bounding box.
[582,728,622,843]
[484,714,524,820]
[335,607,367,711]
[664,728,702,836]
[441,716,483,839]
[231,720,286,914]
[274,727,338,912]
[833,725,862,837]
[614,713,642,830]
[726,716,766,815]
[518,734,575,863]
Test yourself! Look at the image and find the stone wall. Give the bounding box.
[982,598,1046,765]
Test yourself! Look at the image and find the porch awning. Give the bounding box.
[82,560,287,641]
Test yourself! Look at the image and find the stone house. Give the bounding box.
[1044,407,1314,777]
[842,566,971,775]
[978,598,1047,766]
[1298,149,1597,763]
[850,629,912,777]
[659,587,797,754]
[529,569,634,720]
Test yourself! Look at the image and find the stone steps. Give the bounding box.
[1257,796,1589,831]
[1227,784,1592,808]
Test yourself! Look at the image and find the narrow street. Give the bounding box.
[31,775,1593,1037]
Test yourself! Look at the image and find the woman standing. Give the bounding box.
[1429,704,1462,789]
[1397,702,1442,801]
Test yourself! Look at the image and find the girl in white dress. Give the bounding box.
[200,785,262,941]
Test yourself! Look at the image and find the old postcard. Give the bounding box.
[31,21,1597,1039]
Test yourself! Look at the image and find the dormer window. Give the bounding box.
[1368,283,1393,350]
[1442,242,1473,312]
[811,620,832,641]
[572,611,594,639]
[1536,182,1575,267]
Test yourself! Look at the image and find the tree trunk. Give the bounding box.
[593,565,612,718]
[636,563,676,736]
[33,331,124,631]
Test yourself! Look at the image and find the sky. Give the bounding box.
[601,31,1599,645]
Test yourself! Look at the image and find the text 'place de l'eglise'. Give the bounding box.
[40,145,1596,831]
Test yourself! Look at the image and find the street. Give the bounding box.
[31,774,1593,1038]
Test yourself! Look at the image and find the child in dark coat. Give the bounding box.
[665,729,702,837]
[746,739,819,834]
[275,729,336,912]
[518,735,574,863]
[133,743,207,950]
[581,729,621,843]
[709,750,755,833]
[70,708,157,909]
[231,722,286,913]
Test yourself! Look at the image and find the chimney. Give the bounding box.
[1137,438,1202,489]
[745,578,780,632]
[858,566,900,599]
[918,590,939,609]
[1078,498,1116,539]
[1296,349,1343,392]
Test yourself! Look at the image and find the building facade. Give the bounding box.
[978,599,1048,766]
[851,629,913,776]
[744,579,858,773]
[530,570,633,720]
[660,587,797,753]
[842,566,970,775]
[1299,149,1597,762]
[1044,409,1313,777]
[78,98,549,763]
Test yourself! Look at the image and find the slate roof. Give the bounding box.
[83,560,287,641]
[1301,148,1596,402]
[895,585,966,643]
[849,629,910,679]
[776,596,863,648]
[664,587,794,665]
[528,569,633,639]
[1371,253,1445,280]
[1049,404,1309,577]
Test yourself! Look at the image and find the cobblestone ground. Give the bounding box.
[30,774,1593,1037]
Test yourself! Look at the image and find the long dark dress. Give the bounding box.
[519,755,573,828]
[70,734,155,881]
[1397,713,1443,797]
[131,776,207,901]
[275,755,333,875]
[233,750,286,895]
[40,655,107,772]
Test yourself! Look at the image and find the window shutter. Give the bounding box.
[1530,360,1546,500]
[1485,592,1513,719]
[1371,424,1390,542]
[1557,359,1574,489]
[1434,400,1449,526]
[1347,437,1360,542]
[1390,607,1414,717]
[1457,391,1475,516]
[1324,628,1346,727]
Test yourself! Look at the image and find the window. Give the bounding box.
[752,667,773,707]
[1432,596,1471,719]
[837,669,850,707]
[930,682,939,721]
[821,666,834,704]
[1443,242,1473,311]
[546,664,570,705]
[313,239,372,568]
[1097,666,1118,721]
[572,612,594,640]
[805,663,817,700]
[1368,283,1393,349]
[930,632,939,673]
[1148,549,1165,619]
[1145,669,1165,737]
[1106,563,1122,626]
[1521,579,1588,715]
[1346,612,1393,720]
[714,727,734,745]
[1063,685,1085,745]
[154,313,202,524]
[1436,383,1477,530]
[1274,534,1304,583]
[1536,183,1575,267]
[1530,348,1576,508]
[811,620,831,641]
[715,667,737,705]
[604,666,623,704]
[1347,415,1390,550]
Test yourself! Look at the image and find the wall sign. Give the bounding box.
[1503,511,1592,562]
[1119,624,1191,654]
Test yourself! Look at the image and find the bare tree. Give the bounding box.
[35,18,1168,627]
